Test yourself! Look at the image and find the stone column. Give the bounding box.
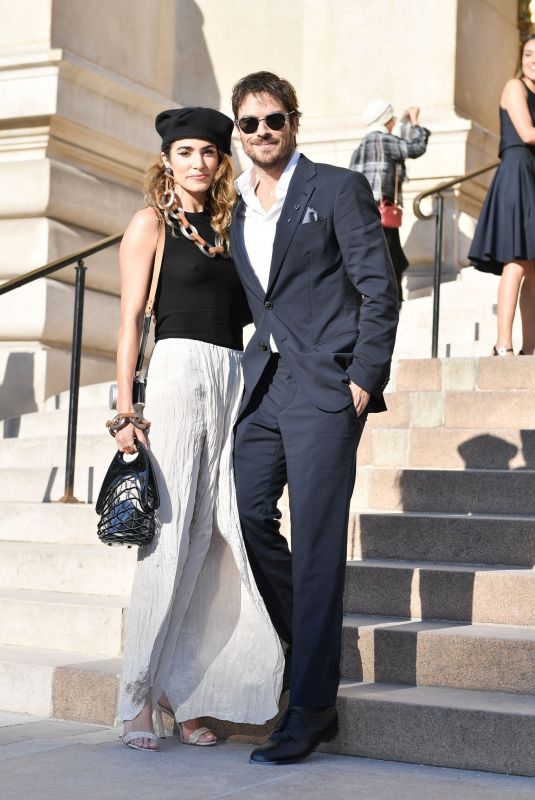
[0,0,221,418]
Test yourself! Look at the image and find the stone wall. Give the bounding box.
[0,0,522,417]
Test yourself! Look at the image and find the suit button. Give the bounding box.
[264,301,273,310]
[258,342,268,351]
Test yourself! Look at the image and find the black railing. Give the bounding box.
[0,232,122,502]
[413,161,499,357]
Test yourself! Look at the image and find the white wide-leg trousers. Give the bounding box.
[118,339,283,724]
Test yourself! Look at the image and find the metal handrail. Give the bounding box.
[0,232,122,296]
[0,231,123,503]
[412,161,499,357]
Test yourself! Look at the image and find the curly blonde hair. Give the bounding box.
[144,147,236,249]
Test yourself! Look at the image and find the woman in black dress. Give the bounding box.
[469,34,535,356]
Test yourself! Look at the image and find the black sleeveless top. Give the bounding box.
[154,212,250,351]
[499,82,535,156]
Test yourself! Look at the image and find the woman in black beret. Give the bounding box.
[114,107,283,751]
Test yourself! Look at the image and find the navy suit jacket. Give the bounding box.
[230,154,399,415]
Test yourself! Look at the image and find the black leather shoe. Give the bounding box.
[249,705,338,765]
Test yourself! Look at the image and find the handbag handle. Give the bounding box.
[134,221,166,378]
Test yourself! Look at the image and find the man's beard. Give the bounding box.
[246,137,294,169]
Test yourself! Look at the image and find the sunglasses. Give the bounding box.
[235,110,296,134]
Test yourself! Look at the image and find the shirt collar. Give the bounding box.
[235,150,301,199]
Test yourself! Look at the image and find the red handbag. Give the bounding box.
[379,197,403,228]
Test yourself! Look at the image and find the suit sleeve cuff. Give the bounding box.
[346,359,390,397]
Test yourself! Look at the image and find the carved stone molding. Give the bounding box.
[519,0,535,37]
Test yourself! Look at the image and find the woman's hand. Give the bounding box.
[114,420,149,454]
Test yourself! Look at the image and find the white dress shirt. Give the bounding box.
[235,150,301,352]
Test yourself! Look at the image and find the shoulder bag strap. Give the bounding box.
[145,220,166,317]
[394,163,399,206]
[374,134,384,201]
[135,220,165,377]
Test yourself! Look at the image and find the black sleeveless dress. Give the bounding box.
[469,83,535,275]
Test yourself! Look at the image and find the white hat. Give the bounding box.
[362,98,394,127]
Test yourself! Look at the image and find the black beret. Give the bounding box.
[155,107,233,154]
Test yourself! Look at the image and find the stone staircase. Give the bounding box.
[1,356,535,776]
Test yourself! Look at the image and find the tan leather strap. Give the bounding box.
[134,219,165,379]
[145,221,166,317]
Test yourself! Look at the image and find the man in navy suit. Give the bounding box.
[230,72,399,765]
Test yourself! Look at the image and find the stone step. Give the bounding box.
[2,407,108,439]
[0,467,106,503]
[0,589,127,656]
[361,427,535,469]
[350,511,535,566]
[14,646,535,777]
[18,461,535,514]
[38,357,535,412]
[341,614,535,695]
[353,467,535,515]
[444,391,535,430]
[0,645,111,717]
[366,389,535,432]
[0,435,112,469]
[324,681,535,777]
[0,542,136,596]
[392,354,535,393]
[0,502,98,545]
[344,560,535,626]
[3,503,532,571]
[44,382,114,411]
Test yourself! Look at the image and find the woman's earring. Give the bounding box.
[160,165,175,208]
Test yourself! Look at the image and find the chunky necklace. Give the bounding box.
[169,207,226,259]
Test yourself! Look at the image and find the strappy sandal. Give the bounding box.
[155,703,217,746]
[121,730,159,751]
[492,346,514,356]
[178,723,217,746]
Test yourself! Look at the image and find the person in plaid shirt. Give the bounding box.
[350,98,430,302]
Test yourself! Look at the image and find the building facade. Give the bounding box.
[0,0,530,417]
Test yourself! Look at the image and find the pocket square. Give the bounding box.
[302,207,322,224]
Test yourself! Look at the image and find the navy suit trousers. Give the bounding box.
[234,355,366,707]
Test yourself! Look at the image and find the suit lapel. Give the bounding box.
[266,156,317,296]
[230,198,264,300]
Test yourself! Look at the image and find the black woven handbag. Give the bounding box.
[96,442,160,547]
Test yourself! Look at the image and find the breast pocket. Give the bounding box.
[295,218,327,234]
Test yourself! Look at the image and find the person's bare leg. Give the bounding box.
[496,261,526,353]
[122,695,158,750]
[158,692,216,744]
[519,260,535,354]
